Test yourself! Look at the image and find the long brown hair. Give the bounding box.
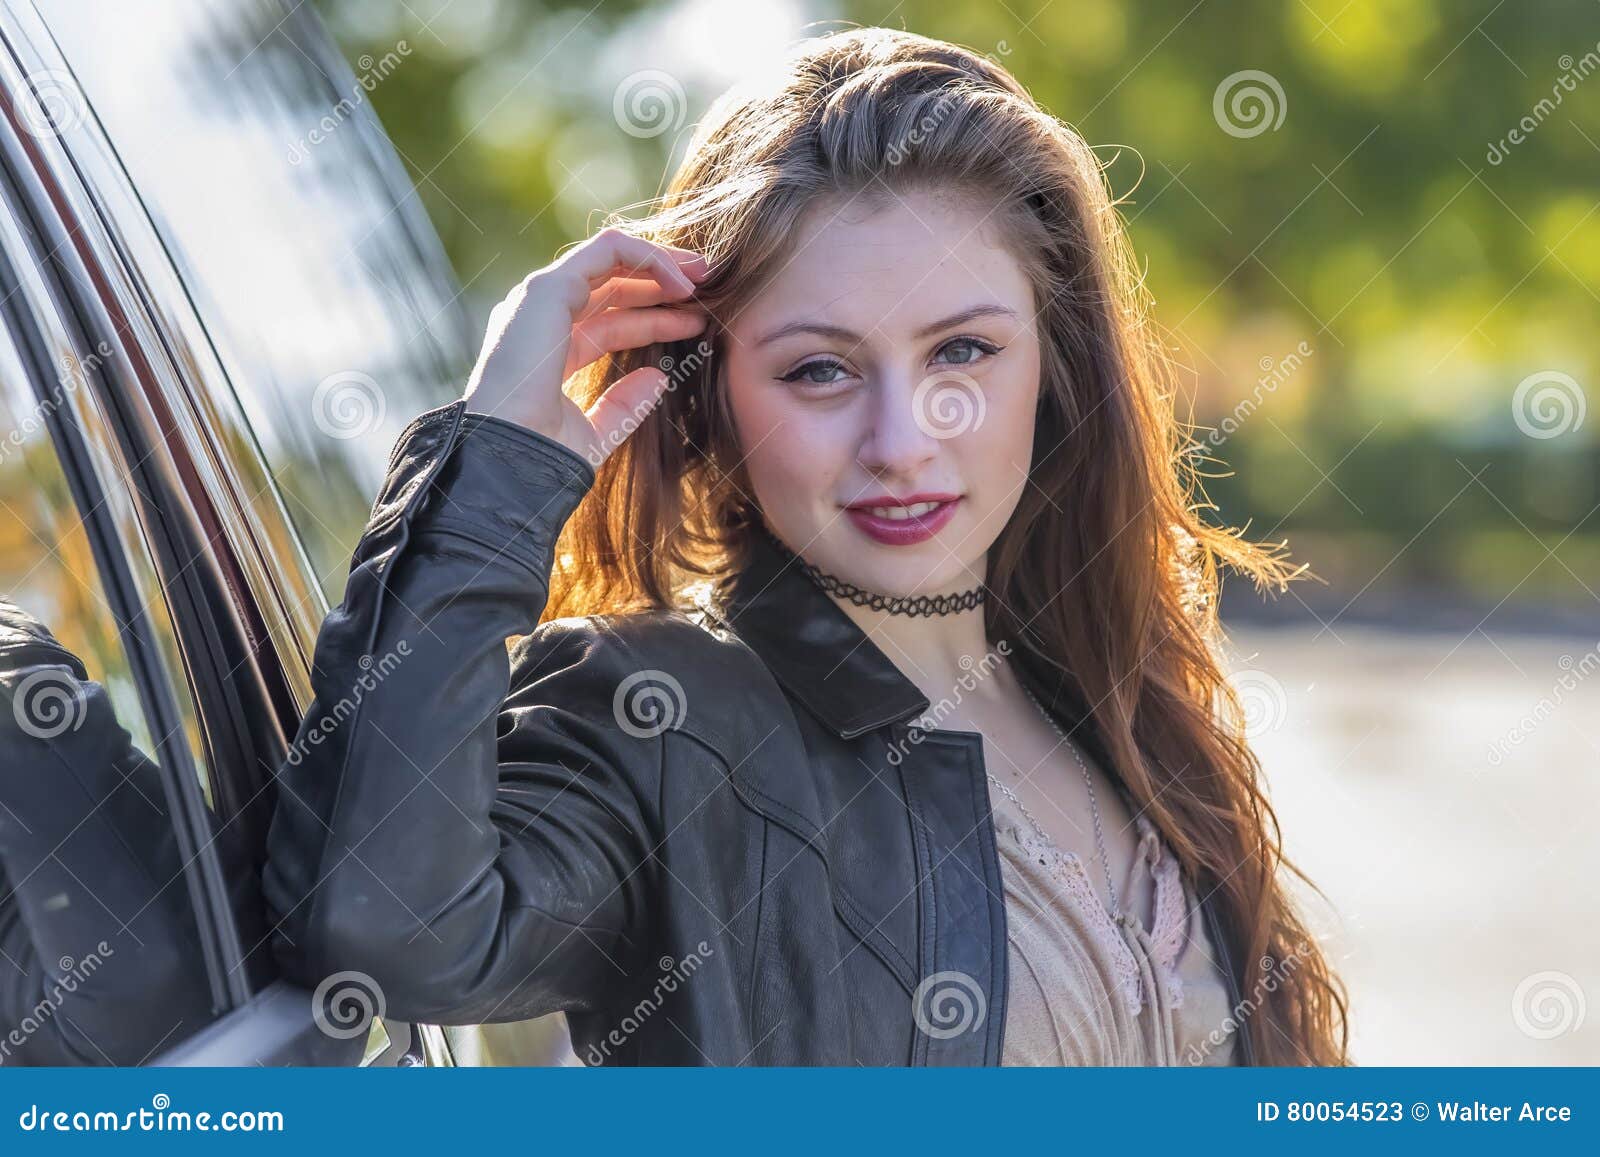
[544,26,1349,1065]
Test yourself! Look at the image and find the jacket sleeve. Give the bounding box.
[262,399,662,1026]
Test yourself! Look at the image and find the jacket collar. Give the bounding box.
[714,530,931,740]
[710,530,1117,778]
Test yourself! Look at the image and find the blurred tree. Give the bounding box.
[318,0,1600,618]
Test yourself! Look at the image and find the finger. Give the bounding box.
[564,230,703,296]
[575,276,676,323]
[584,364,673,461]
[565,305,708,380]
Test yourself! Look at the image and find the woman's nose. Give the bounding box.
[857,370,952,475]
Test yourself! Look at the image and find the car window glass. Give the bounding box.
[0,342,220,1066]
[39,0,472,604]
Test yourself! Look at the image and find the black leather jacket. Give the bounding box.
[264,398,1255,1066]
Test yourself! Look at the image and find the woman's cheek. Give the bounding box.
[752,409,841,504]
[730,387,839,518]
[964,367,1039,516]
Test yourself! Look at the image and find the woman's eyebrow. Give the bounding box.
[756,303,1019,347]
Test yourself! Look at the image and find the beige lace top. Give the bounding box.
[989,783,1242,1066]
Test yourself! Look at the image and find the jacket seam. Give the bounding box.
[408,521,550,578]
[897,751,935,1065]
[725,777,916,996]
[832,887,916,987]
[963,738,1004,1065]
[746,817,770,1034]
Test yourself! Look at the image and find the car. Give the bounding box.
[0,0,565,1067]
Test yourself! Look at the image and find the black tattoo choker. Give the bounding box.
[763,527,987,618]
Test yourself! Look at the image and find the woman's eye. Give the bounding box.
[934,337,1001,366]
[780,359,851,387]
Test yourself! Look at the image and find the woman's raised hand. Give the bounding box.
[463,227,709,464]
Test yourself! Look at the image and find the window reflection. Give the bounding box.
[0,370,215,1066]
[40,0,474,604]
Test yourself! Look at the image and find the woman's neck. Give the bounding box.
[829,576,1008,710]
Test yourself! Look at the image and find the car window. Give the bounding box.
[0,339,223,1066]
[36,0,474,605]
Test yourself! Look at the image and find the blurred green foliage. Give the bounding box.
[318,0,1599,618]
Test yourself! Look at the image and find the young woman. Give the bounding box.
[264,27,1348,1066]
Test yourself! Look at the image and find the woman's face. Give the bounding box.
[720,188,1042,596]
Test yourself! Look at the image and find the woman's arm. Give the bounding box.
[264,405,661,1023]
[264,229,709,1026]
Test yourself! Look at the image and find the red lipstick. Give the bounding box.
[843,493,961,546]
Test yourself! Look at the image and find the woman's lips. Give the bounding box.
[843,497,961,545]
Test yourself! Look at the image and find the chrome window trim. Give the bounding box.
[0,163,245,1015]
[0,0,331,709]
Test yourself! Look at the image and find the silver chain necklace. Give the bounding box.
[776,539,1124,921]
[988,681,1123,923]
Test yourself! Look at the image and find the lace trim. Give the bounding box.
[1143,817,1189,1011]
[999,808,1188,1017]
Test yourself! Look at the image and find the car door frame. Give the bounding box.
[0,0,444,1066]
